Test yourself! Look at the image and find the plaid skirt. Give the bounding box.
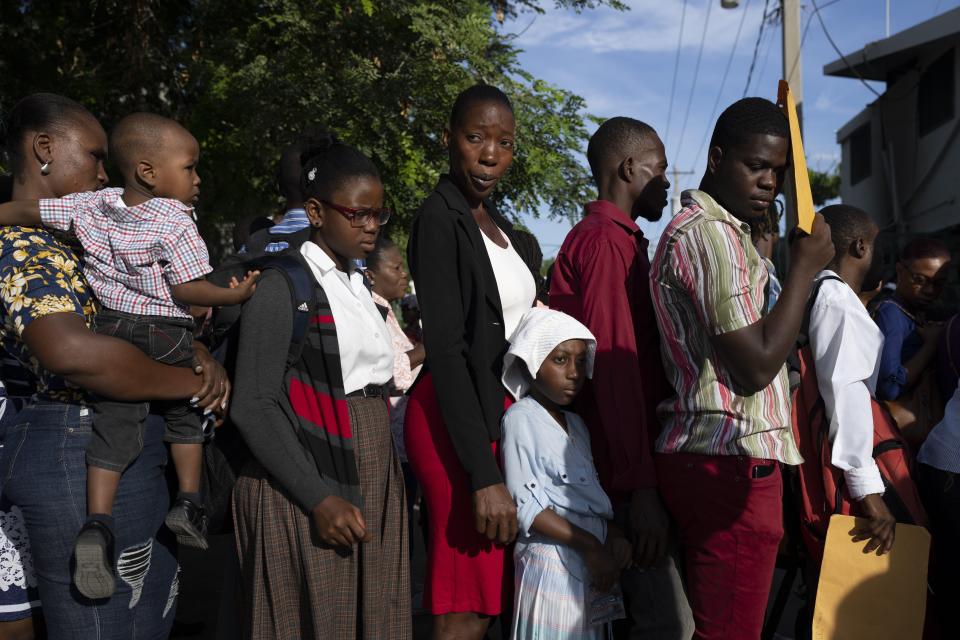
[233,396,411,640]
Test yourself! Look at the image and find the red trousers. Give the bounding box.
[655,452,783,640]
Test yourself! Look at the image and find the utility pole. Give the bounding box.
[781,0,803,229]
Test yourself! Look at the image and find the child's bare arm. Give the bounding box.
[172,271,260,307]
[531,508,600,552]
[530,509,620,591]
[0,200,42,227]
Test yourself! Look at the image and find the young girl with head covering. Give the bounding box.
[500,307,632,640]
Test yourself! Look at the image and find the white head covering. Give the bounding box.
[501,307,597,400]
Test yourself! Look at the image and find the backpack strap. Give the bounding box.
[797,275,845,348]
[259,254,318,370]
[788,275,844,389]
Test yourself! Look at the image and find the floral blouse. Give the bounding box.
[373,292,420,462]
[0,226,96,403]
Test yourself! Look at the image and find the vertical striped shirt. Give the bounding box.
[650,190,801,464]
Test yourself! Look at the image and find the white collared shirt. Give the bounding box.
[300,241,394,394]
[808,270,886,499]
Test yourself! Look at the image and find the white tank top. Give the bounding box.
[481,228,536,340]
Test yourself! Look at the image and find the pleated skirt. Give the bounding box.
[512,543,604,640]
[233,396,411,640]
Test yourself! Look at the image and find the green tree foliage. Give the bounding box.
[0,0,623,254]
[809,167,842,207]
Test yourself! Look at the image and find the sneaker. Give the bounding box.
[73,519,116,600]
[165,498,209,550]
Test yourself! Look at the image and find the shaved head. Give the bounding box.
[109,112,194,181]
[587,117,658,183]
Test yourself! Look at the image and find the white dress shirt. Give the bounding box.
[300,241,394,394]
[808,271,886,499]
[481,229,536,340]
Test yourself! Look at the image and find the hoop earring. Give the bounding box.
[40,162,51,175]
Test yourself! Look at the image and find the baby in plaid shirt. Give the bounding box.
[0,113,257,599]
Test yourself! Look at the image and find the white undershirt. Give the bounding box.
[300,241,394,394]
[808,271,886,499]
[481,228,536,340]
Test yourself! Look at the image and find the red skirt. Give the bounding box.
[404,373,511,616]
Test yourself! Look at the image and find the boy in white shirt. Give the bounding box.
[805,204,896,554]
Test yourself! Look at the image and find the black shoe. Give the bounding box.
[73,520,116,599]
[165,498,209,550]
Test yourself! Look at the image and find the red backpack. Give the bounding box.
[789,276,928,565]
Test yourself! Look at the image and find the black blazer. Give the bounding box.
[408,175,534,491]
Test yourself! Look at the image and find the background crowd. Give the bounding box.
[0,67,957,640]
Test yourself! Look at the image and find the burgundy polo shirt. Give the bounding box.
[550,200,670,496]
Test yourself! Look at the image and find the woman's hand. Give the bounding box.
[312,496,371,547]
[472,483,518,544]
[191,342,231,419]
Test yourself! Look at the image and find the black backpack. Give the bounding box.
[200,249,317,534]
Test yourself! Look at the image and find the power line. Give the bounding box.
[692,0,752,163]
[811,0,881,97]
[743,0,771,97]
[752,10,777,94]
[663,0,689,149]
[673,0,714,162]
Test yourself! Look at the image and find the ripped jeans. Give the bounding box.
[0,401,179,639]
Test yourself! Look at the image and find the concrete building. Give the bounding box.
[826,7,960,242]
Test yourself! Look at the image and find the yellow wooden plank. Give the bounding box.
[777,80,816,234]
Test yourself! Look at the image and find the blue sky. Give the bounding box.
[505,0,960,257]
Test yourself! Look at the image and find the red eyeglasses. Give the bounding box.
[321,200,392,228]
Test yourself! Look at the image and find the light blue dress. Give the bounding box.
[501,397,614,640]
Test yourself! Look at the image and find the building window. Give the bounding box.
[849,123,871,185]
[918,49,955,136]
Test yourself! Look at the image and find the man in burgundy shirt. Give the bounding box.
[551,117,693,639]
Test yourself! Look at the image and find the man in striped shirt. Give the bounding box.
[649,98,834,640]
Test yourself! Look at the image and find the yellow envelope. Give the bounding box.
[777,80,816,234]
[813,514,930,640]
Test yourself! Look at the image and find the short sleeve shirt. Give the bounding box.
[0,226,96,403]
[650,190,801,464]
[39,188,211,319]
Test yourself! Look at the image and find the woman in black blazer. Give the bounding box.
[405,84,537,639]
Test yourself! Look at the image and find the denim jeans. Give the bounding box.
[0,395,40,622]
[0,401,179,639]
